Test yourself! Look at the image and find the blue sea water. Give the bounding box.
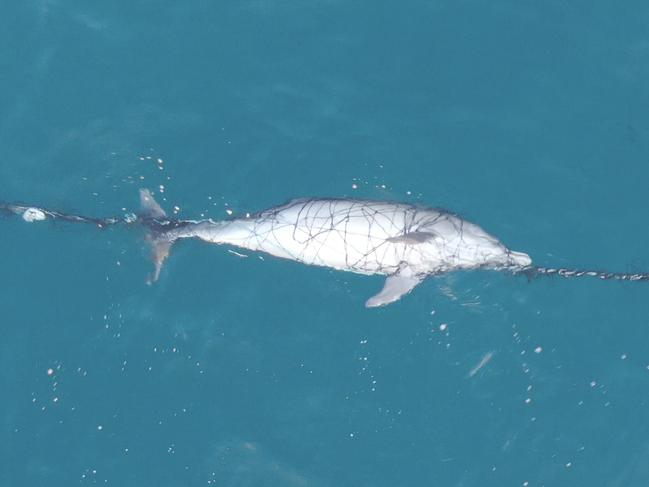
[2,1,649,485]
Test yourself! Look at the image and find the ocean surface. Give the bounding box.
[2,1,649,486]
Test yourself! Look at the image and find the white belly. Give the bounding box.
[187,198,529,275]
[191,199,425,275]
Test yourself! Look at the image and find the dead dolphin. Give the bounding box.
[2,189,648,307]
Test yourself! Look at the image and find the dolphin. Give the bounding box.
[143,192,533,307]
[2,189,648,307]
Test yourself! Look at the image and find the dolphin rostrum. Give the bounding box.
[2,189,648,307]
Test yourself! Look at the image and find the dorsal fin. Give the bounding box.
[139,188,166,219]
[386,231,436,245]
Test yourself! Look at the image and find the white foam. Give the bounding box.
[22,208,46,222]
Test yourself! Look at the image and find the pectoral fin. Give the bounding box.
[365,265,424,308]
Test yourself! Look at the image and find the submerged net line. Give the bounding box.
[0,201,197,232]
[518,266,649,282]
[0,201,120,227]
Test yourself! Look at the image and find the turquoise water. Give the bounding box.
[3,1,649,485]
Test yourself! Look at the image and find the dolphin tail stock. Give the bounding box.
[137,188,199,284]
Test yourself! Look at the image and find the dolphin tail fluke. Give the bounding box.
[139,188,176,284]
[146,234,173,284]
[139,188,167,219]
